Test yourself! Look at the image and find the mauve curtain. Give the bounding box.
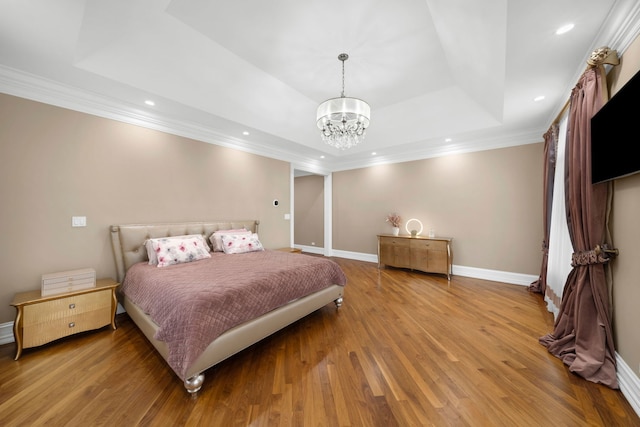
[539,65,617,388]
[529,124,557,295]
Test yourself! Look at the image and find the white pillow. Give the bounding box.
[220,233,265,254]
[146,235,211,267]
[145,234,210,265]
[209,229,251,252]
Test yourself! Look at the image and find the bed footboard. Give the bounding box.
[124,284,344,394]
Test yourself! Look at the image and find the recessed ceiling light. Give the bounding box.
[534,95,546,102]
[445,138,452,142]
[320,155,325,159]
[242,131,250,136]
[556,23,574,35]
[144,100,155,106]
[371,152,377,156]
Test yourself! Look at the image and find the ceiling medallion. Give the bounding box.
[316,53,371,150]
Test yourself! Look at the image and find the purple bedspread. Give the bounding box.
[121,250,347,379]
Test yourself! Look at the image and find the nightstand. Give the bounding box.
[10,278,119,360]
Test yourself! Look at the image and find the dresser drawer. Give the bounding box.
[22,289,112,326]
[379,236,411,247]
[22,306,113,347]
[410,239,447,252]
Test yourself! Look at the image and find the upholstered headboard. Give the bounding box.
[110,220,260,282]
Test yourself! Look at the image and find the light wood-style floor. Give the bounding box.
[1,257,638,426]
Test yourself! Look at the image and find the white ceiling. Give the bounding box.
[1,0,639,173]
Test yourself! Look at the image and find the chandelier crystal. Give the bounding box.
[316,53,370,150]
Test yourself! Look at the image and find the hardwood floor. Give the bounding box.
[1,257,638,426]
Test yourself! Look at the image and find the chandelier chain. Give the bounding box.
[341,58,345,98]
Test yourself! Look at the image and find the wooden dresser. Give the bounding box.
[378,234,453,280]
[11,278,119,360]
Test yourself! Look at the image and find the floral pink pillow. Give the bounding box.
[145,234,210,265]
[149,236,211,267]
[209,229,251,252]
[220,233,264,254]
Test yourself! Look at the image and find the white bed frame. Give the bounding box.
[110,220,344,394]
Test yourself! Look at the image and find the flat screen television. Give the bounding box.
[591,68,640,184]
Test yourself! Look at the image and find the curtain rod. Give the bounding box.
[550,47,619,126]
[551,99,571,126]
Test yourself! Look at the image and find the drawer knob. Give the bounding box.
[69,303,76,309]
[68,322,75,328]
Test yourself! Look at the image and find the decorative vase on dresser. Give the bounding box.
[391,227,400,236]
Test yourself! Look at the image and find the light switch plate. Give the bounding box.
[72,216,86,227]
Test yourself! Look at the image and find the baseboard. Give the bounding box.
[330,249,378,263]
[617,353,640,418]
[324,249,538,287]
[0,321,13,345]
[295,246,380,263]
[451,265,537,287]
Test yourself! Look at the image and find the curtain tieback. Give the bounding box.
[571,244,619,267]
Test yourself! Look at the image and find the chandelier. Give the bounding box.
[316,53,370,150]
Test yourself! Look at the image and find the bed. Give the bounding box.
[110,220,346,394]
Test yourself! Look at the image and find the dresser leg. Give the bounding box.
[110,288,118,330]
[13,306,23,361]
[14,344,22,361]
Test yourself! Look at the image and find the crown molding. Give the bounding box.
[1,64,544,172]
[329,128,544,172]
[0,65,326,168]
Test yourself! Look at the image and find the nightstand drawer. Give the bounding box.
[22,306,113,347]
[22,289,112,326]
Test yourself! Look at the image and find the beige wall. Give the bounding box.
[607,34,640,379]
[332,144,544,274]
[0,94,291,323]
[294,175,324,247]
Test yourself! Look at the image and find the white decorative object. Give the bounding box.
[392,227,400,236]
[405,218,424,237]
[316,53,370,150]
[41,268,96,296]
[429,229,435,238]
